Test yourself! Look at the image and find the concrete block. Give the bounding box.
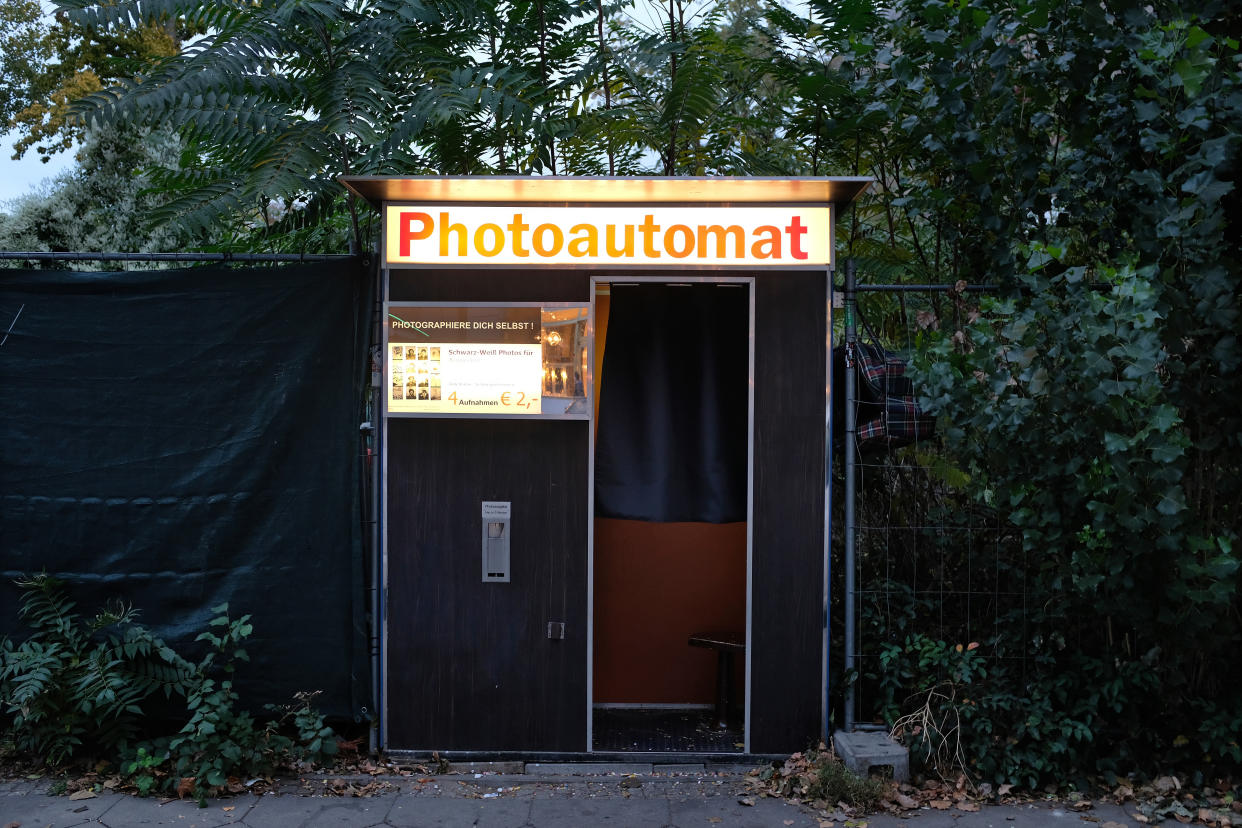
[832,729,910,783]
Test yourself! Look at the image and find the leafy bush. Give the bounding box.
[124,604,337,802]
[836,0,1241,789]
[0,577,337,800]
[0,574,198,765]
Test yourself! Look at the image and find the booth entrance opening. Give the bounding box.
[590,277,753,753]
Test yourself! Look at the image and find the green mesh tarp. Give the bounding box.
[0,261,372,719]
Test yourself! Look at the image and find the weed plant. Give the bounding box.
[0,576,336,802]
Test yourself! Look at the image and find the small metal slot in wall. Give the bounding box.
[482,501,511,582]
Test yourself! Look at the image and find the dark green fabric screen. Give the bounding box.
[0,261,371,719]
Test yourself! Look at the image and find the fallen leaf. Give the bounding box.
[818,821,835,828]
[957,802,981,812]
[998,784,1014,796]
[930,799,952,810]
[68,790,97,801]
[1069,800,1095,811]
[895,794,919,810]
[709,819,722,824]
[222,806,235,812]
[739,796,756,806]
[785,821,796,826]
[177,777,196,800]
[1133,814,1149,823]
[1101,822,1127,828]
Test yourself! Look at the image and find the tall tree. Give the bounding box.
[0,123,201,257]
[0,1,182,161]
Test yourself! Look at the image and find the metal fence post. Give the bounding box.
[842,258,858,733]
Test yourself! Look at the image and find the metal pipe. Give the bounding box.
[842,259,858,733]
[822,267,834,746]
[368,254,383,756]
[0,251,353,262]
[854,283,998,293]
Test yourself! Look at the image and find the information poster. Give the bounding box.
[388,306,543,415]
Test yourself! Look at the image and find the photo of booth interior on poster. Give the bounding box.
[387,303,591,418]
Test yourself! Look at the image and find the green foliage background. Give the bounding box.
[1,0,1238,786]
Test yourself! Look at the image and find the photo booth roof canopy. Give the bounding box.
[339,176,871,209]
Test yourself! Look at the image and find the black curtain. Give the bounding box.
[0,261,371,718]
[594,283,748,523]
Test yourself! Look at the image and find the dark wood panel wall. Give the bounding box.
[751,271,828,754]
[386,418,589,750]
[389,268,591,303]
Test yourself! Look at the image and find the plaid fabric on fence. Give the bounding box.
[853,343,935,451]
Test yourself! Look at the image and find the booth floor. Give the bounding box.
[593,708,743,753]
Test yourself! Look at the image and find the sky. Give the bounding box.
[0,130,76,207]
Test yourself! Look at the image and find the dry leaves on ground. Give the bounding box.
[321,778,396,797]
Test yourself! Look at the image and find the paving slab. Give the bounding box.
[476,796,536,828]
[669,793,822,828]
[863,799,1146,828]
[529,793,672,825]
[384,793,481,826]
[97,792,252,827]
[0,782,103,828]
[235,791,394,828]
[0,770,1157,828]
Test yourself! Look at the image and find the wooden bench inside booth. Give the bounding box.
[688,631,745,728]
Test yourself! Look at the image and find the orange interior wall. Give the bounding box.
[593,518,746,704]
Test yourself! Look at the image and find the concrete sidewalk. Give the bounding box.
[1,766,1148,828]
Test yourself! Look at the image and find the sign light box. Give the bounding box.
[384,205,831,267]
[387,304,590,418]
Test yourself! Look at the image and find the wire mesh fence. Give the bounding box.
[836,280,1030,732]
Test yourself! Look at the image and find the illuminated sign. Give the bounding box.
[388,307,543,415]
[384,206,831,267]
